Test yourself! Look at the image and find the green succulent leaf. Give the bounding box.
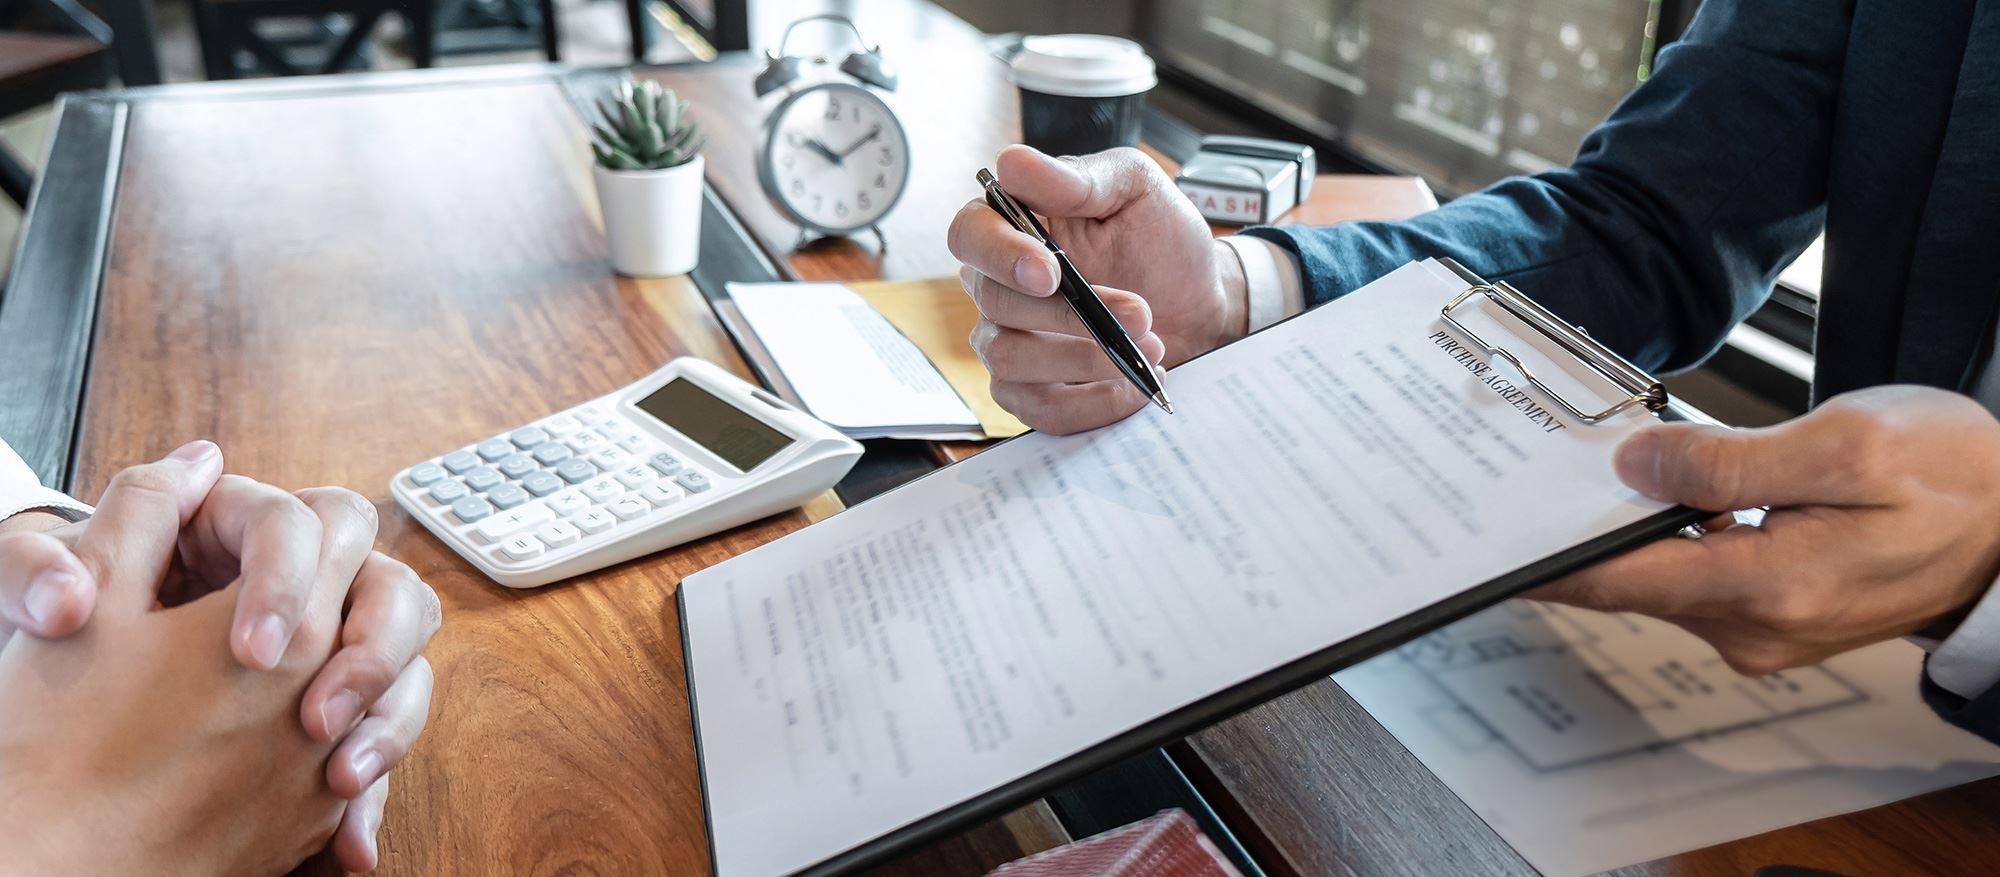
[592,78,705,170]
[591,123,633,154]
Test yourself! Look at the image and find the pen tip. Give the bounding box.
[1153,392,1174,414]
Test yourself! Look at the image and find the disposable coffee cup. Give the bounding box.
[1010,35,1157,157]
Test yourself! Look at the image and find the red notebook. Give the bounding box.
[985,810,1244,877]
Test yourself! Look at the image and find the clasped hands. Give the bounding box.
[0,441,440,874]
[948,144,2000,676]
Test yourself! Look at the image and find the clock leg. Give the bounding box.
[871,225,889,252]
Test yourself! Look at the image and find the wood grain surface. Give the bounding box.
[74,73,1059,876]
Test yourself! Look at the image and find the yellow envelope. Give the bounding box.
[848,278,1027,439]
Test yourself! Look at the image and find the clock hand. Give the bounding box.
[836,124,884,158]
[803,137,844,166]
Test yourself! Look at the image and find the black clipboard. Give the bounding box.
[676,258,1712,877]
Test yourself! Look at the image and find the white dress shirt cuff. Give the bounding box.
[0,441,92,525]
[1218,235,1306,333]
[0,492,92,525]
[1922,580,2000,700]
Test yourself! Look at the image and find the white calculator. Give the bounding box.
[390,358,864,588]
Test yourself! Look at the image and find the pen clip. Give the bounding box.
[977,168,1057,248]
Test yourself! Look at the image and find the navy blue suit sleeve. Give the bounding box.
[1922,660,2000,744]
[1241,0,1847,372]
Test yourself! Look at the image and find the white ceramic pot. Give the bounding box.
[593,154,704,276]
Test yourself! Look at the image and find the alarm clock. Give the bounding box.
[752,15,911,243]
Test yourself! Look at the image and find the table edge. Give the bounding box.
[0,94,124,490]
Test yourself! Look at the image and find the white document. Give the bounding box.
[683,261,1678,877]
[1337,600,2000,876]
[727,282,981,440]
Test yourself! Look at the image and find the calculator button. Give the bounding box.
[462,466,503,492]
[589,447,630,469]
[596,421,632,440]
[429,480,469,503]
[565,432,607,453]
[675,471,712,493]
[571,509,615,535]
[496,454,537,479]
[475,502,554,543]
[555,459,596,484]
[441,450,481,474]
[475,439,514,461]
[499,536,543,561]
[640,481,684,507]
[607,497,649,521]
[618,436,651,454]
[536,521,581,548]
[450,496,494,523]
[522,472,564,497]
[615,465,657,489]
[648,453,683,476]
[531,442,572,465]
[546,490,591,517]
[510,426,550,448]
[487,483,529,509]
[407,462,446,487]
[581,477,623,504]
[542,415,581,436]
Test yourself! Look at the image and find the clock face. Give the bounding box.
[759,82,911,235]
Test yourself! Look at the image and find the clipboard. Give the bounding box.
[677,259,1712,877]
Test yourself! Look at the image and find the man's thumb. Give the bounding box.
[0,529,96,639]
[994,144,1160,220]
[1613,420,1851,512]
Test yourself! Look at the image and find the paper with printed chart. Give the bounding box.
[1336,593,2000,876]
[682,260,1691,877]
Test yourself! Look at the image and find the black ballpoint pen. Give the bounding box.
[976,168,1174,414]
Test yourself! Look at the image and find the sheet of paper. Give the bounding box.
[684,261,1676,877]
[1337,601,2000,876]
[728,282,980,439]
[850,278,1029,439]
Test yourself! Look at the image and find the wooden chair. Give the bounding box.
[188,0,436,79]
[0,31,110,205]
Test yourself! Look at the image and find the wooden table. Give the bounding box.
[5,32,1999,877]
[0,64,1062,876]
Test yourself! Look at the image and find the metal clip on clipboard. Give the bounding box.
[1439,279,1668,425]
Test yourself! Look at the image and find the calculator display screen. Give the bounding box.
[634,378,794,472]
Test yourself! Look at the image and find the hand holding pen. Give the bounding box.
[948,146,1242,434]
[976,166,1174,415]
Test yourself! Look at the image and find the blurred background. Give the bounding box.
[0,0,1815,422]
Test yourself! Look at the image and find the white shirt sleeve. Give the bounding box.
[1920,580,2000,700]
[0,439,92,524]
[1217,235,1307,333]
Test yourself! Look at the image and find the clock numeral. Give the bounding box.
[786,130,805,146]
[873,173,886,190]
[852,104,861,123]
[858,192,872,210]
[812,194,823,212]
[825,96,842,121]
[878,146,893,166]
[781,154,794,170]
[835,200,849,219]
[790,179,804,196]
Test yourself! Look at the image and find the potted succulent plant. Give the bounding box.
[590,79,707,276]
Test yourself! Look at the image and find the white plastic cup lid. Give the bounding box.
[1010,34,1157,98]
